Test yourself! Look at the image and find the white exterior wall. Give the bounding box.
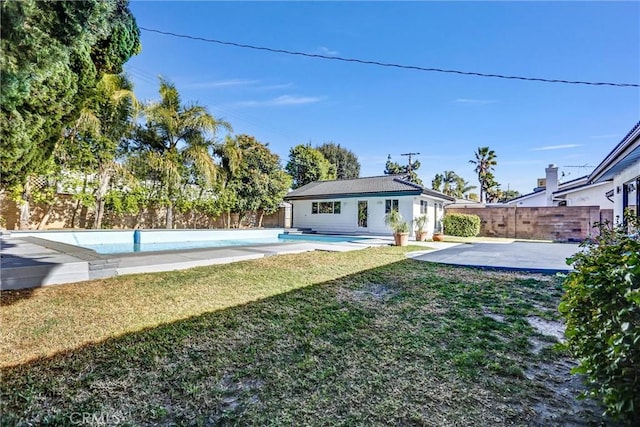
[291,195,448,237]
[507,183,613,209]
[557,183,613,209]
[412,196,445,237]
[612,161,640,220]
[508,191,547,207]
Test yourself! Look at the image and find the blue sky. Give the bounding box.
[125,1,640,195]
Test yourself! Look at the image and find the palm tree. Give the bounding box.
[136,78,231,228]
[469,147,498,203]
[454,176,477,199]
[442,170,458,196]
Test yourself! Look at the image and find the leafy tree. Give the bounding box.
[432,174,444,192]
[56,73,139,229]
[483,172,502,203]
[129,78,231,228]
[384,155,423,186]
[316,142,360,180]
[227,135,291,227]
[212,136,245,227]
[498,189,521,202]
[469,147,498,203]
[285,144,336,189]
[1,0,140,188]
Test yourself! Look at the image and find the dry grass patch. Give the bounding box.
[1,247,612,426]
[1,246,409,367]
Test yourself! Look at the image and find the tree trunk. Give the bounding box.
[93,168,111,229]
[94,199,106,229]
[258,210,264,228]
[70,199,80,228]
[19,180,31,230]
[37,203,54,230]
[166,202,174,229]
[79,205,89,228]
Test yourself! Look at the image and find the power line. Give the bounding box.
[139,27,639,88]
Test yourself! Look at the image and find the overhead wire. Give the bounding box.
[139,27,639,88]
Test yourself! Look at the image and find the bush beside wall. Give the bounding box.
[559,217,640,423]
[442,213,481,237]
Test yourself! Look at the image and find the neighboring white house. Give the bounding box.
[588,121,640,221]
[504,164,613,209]
[283,175,455,237]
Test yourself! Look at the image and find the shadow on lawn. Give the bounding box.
[0,260,612,426]
[0,238,60,305]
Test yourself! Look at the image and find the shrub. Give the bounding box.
[384,209,409,234]
[559,215,640,423]
[442,213,481,237]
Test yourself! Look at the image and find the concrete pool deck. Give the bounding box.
[407,241,581,273]
[0,233,580,291]
[0,234,391,290]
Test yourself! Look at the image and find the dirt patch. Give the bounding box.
[523,317,616,425]
[527,316,565,342]
[337,283,397,304]
[525,358,612,426]
[528,337,548,355]
[482,307,505,323]
[209,374,263,421]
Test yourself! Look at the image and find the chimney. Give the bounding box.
[545,164,558,206]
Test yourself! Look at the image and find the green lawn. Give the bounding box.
[1,246,606,425]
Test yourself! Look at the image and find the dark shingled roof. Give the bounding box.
[284,175,455,201]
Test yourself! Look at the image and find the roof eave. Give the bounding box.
[590,121,640,183]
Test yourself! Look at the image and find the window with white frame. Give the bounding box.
[420,200,428,214]
[385,199,399,213]
[311,201,341,214]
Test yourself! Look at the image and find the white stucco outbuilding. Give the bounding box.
[283,175,455,238]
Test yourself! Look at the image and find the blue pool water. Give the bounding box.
[82,234,365,254]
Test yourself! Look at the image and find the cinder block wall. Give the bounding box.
[445,206,604,241]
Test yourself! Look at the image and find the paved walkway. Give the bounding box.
[407,241,581,273]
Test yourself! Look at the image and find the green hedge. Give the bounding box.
[559,215,640,423]
[442,213,481,237]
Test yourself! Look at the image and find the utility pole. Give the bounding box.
[401,152,420,174]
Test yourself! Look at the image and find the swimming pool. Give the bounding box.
[82,234,366,254]
[13,229,368,254]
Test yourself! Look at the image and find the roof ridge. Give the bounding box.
[316,174,408,183]
[392,175,424,190]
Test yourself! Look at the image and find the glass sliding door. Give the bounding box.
[357,201,368,228]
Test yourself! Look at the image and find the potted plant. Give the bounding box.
[414,214,428,242]
[384,209,410,246]
[433,219,445,242]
